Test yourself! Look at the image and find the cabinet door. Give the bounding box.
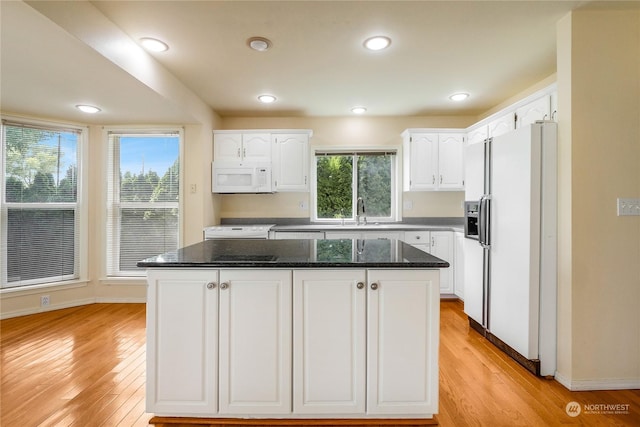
[367,269,440,416]
[516,95,551,128]
[467,124,488,145]
[438,133,465,190]
[488,112,515,137]
[146,269,218,415]
[272,133,309,191]
[214,133,242,162]
[293,270,366,414]
[218,270,292,415]
[242,133,271,162]
[409,133,438,190]
[431,231,454,294]
[454,231,465,299]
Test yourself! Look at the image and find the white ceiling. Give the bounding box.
[1,0,621,124]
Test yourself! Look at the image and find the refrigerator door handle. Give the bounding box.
[479,195,491,249]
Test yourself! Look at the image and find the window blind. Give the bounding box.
[106,131,180,276]
[2,122,80,288]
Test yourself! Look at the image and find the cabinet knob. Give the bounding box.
[220,282,229,290]
[416,235,421,240]
[370,282,379,290]
[356,282,364,289]
[206,282,216,290]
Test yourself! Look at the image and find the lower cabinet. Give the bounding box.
[146,269,219,415]
[146,268,439,418]
[218,270,292,415]
[293,270,367,414]
[367,269,440,415]
[404,231,455,296]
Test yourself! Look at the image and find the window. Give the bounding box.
[314,151,397,222]
[1,120,83,289]
[106,131,181,276]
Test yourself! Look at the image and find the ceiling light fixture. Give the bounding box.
[351,106,367,114]
[140,37,169,52]
[449,92,470,101]
[258,94,277,104]
[247,37,272,52]
[76,104,101,114]
[363,36,391,51]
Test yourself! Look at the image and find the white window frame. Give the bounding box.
[104,127,183,278]
[311,147,402,224]
[0,116,88,290]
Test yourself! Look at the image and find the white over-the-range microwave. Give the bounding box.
[211,162,273,193]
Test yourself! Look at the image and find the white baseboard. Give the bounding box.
[95,297,146,303]
[555,371,640,390]
[0,298,96,320]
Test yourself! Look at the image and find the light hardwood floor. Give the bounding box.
[1,301,638,426]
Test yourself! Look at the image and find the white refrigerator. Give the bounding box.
[463,121,557,376]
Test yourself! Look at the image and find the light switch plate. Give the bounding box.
[617,198,640,216]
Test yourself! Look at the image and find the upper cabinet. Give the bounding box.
[272,132,311,192]
[214,132,271,163]
[213,129,312,192]
[402,130,464,191]
[488,112,515,137]
[516,94,551,128]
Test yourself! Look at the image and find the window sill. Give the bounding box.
[99,277,147,286]
[0,279,90,298]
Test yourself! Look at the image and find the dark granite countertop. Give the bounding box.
[137,239,449,269]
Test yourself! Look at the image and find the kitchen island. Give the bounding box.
[138,238,447,424]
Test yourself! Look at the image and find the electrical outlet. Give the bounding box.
[298,200,308,210]
[617,198,640,216]
[41,295,50,307]
[190,184,197,194]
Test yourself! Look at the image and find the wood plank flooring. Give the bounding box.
[1,301,639,426]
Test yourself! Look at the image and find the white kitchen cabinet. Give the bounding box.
[438,133,465,189]
[404,230,454,295]
[272,132,310,192]
[402,132,438,191]
[454,231,465,299]
[218,269,292,415]
[293,270,367,414]
[430,231,454,294]
[488,112,515,137]
[366,269,440,416]
[402,130,464,191]
[467,124,488,145]
[403,230,431,253]
[213,131,271,163]
[146,269,219,415]
[516,95,551,128]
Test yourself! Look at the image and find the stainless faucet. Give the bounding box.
[356,197,366,225]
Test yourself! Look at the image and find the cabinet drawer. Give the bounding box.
[403,231,430,245]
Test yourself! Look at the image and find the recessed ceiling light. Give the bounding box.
[363,36,391,51]
[258,94,277,104]
[76,104,101,114]
[140,37,169,52]
[450,93,470,101]
[351,106,367,114]
[247,37,272,52]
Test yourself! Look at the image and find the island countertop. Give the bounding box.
[137,238,449,269]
